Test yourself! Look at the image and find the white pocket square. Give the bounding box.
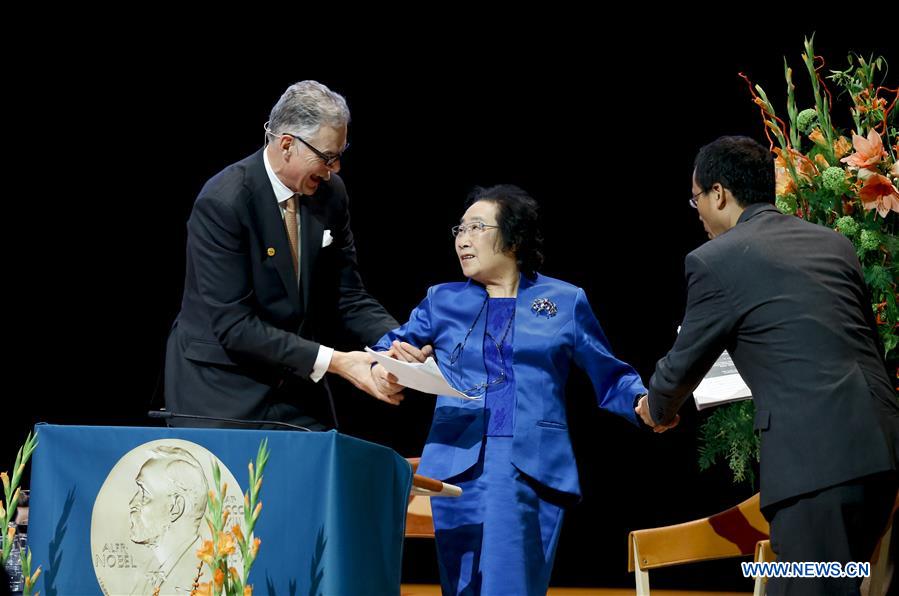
[322,229,333,247]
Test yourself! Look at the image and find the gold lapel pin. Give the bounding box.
[267,247,276,257]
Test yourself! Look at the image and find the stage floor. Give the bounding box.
[401,586,750,595]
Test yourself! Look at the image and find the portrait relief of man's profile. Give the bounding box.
[91,439,242,596]
[128,446,208,594]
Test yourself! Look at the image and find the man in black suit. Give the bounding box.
[165,80,405,430]
[636,136,898,594]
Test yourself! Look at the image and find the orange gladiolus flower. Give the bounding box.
[218,532,236,557]
[231,523,245,545]
[833,136,852,158]
[776,164,796,196]
[775,147,816,180]
[809,128,826,146]
[197,540,215,566]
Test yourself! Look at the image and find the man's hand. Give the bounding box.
[328,350,403,405]
[371,363,404,399]
[635,394,680,433]
[387,340,434,363]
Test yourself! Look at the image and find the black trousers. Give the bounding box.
[762,471,897,596]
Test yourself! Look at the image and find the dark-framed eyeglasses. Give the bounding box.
[264,121,348,167]
[451,221,500,238]
[288,133,349,167]
[689,190,704,209]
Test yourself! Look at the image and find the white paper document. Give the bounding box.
[365,347,482,400]
[693,350,752,410]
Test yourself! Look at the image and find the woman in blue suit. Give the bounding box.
[372,185,648,595]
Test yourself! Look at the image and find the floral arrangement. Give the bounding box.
[1,431,39,596]
[191,439,270,596]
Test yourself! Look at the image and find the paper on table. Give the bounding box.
[693,349,752,410]
[365,347,482,400]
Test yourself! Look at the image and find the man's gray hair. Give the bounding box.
[149,446,209,524]
[268,80,350,139]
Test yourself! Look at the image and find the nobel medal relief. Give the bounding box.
[91,439,244,595]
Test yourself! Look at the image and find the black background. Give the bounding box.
[4,19,894,591]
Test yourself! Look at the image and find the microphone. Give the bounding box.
[148,410,312,432]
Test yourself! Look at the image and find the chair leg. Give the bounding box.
[633,541,651,595]
[753,540,773,596]
[865,516,894,596]
[753,574,766,596]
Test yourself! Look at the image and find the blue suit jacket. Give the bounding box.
[373,273,645,497]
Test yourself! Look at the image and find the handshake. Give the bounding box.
[634,394,680,434]
[333,341,680,435]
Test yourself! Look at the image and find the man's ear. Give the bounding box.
[715,184,729,211]
[280,136,294,156]
[169,494,185,522]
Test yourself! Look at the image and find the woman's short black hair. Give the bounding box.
[464,184,544,278]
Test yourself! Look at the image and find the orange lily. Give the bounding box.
[859,174,899,217]
[841,129,886,169]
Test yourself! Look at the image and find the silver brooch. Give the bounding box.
[531,298,557,318]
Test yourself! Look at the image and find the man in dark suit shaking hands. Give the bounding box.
[165,81,405,431]
[636,135,898,595]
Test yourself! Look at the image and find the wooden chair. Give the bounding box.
[629,490,898,595]
[627,493,769,595]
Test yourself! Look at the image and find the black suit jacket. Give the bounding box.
[649,203,899,508]
[164,149,397,427]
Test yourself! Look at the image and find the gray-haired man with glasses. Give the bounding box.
[164,80,427,430]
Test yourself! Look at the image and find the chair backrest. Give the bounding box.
[628,493,770,572]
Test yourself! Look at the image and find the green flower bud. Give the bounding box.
[860,229,880,252]
[822,167,846,193]
[834,216,859,237]
[776,195,798,214]
[797,108,818,134]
